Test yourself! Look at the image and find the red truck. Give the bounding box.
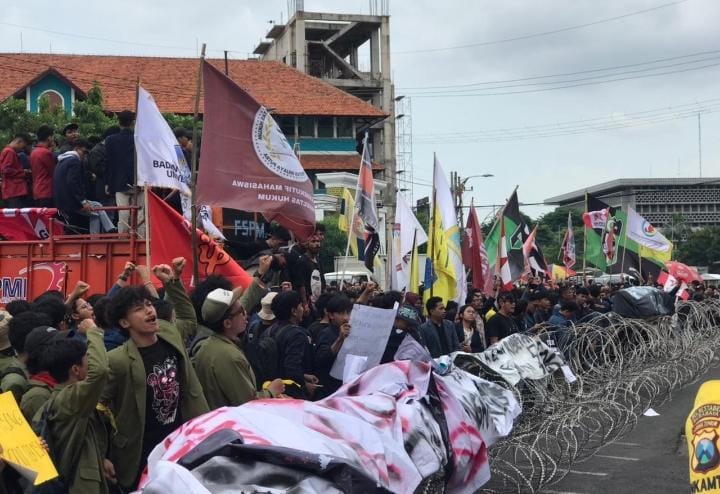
[0,207,146,304]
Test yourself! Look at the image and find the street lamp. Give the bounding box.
[452,172,494,226]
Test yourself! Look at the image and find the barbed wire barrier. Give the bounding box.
[138,301,718,494]
[454,300,720,494]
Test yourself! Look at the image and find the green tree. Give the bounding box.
[676,226,720,266]
[319,215,347,273]
[0,84,198,146]
[535,206,585,264]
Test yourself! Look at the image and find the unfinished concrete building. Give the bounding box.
[253,1,398,218]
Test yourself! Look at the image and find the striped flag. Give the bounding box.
[497,213,512,291]
[356,134,379,231]
[355,134,380,271]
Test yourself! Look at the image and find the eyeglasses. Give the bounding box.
[229,307,246,318]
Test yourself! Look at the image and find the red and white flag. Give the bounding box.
[496,213,513,291]
[147,191,252,289]
[560,212,576,269]
[196,62,315,240]
[462,202,493,295]
[0,208,62,240]
[583,208,609,230]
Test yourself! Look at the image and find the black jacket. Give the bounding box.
[104,128,135,194]
[454,323,484,353]
[53,151,86,212]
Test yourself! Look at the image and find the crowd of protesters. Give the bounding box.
[0,111,193,236]
[0,212,717,493]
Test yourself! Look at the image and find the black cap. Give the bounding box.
[396,304,421,327]
[62,123,79,134]
[174,128,190,139]
[24,326,61,354]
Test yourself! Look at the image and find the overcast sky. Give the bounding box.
[1,0,718,220]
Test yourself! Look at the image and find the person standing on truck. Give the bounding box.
[29,125,57,208]
[0,133,32,208]
[54,140,116,234]
[105,110,139,235]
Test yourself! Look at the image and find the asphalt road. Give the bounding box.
[540,364,720,494]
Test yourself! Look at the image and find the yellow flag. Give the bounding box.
[338,188,359,258]
[686,380,720,493]
[0,391,59,485]
[408,230,420,293]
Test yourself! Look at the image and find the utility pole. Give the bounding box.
[698,112,703,178]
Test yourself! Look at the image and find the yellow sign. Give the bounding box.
[686,381,720,493]
[0,391,59,485]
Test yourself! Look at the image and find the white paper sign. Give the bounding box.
[560,364,577,384]
[330,302,398,380]
[342,354,368,382]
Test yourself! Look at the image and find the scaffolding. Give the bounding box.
[395,95,413,203]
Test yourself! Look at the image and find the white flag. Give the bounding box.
[391,193,428,291]
[134,86,191,194]
[627,207,671,252]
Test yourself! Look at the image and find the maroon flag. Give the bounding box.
[196,62,315,239]
[462,202,493,295]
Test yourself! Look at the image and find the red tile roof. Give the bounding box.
[0,53,387,118]
[300,153,384,171]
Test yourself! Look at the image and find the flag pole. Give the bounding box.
[190,44,206,285]
[582,191,587,279]
[133,77,140,242]
[619,215,628,283]
[144,183,151,266]
[340,134,366,291]
[428,153,437,298]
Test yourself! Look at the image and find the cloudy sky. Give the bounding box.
[1,0,718,220]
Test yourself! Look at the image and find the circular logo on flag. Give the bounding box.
[641,220,657,237]
[252,107,308,183]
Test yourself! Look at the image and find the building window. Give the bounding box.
[38,90,64,110]
[298,116,315,137]
[317,117,334,138]
[337,117,353,137]
[277,116,295,137]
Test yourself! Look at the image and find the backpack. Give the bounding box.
[245,323,292,388]
[30,397,73,494]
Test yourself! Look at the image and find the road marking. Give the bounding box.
[611,441,640,447]
[596,454,640,461]
[568,470,608,477]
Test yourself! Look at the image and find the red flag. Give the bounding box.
[0,208,62,240]
[582,208,609,229]
[147,191,252,289]
[196,62,315,240]
[665,261,702,284]
[496,214,512,291]
[463,203,493,295]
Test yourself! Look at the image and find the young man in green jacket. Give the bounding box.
[20,326,64,422]
[37,319,113,493]
[0,310,26,402]
[194,288,284,409]
[101,262,209,491]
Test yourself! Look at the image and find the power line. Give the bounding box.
[393,0,689,55]
[400,48,720,91]
[405,58,720,98]
[414,97,720,142]
[0,21,240,56]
